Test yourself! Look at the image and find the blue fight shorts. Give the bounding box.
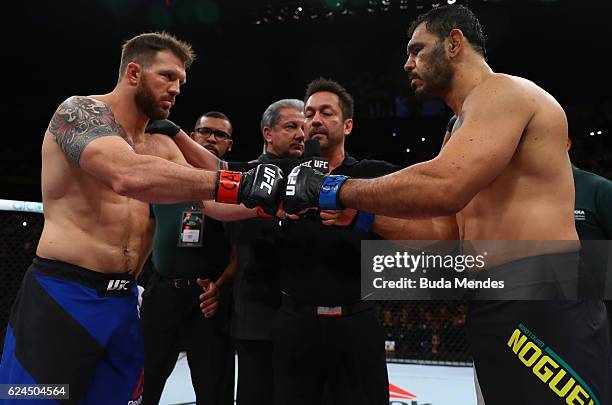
[0,257,144,405]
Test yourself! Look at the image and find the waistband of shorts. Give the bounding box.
[32,256,135,293]
[281,294,374,317]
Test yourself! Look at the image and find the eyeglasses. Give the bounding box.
[194,127,231,141]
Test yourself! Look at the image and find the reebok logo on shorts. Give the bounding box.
[507,323,600,405]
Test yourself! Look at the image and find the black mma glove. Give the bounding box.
[283,166,349,215]
[145,119,181,137]
[215,164,284,216]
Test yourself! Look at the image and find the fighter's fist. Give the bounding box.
[215,164,284,216]
[145,119,181,137]
[283,166,349,214]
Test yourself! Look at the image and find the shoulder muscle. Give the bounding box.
[47,96,129,166]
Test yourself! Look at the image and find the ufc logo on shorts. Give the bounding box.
[107,279,130,291]
[259,166,277,195]
[286,167,300,196]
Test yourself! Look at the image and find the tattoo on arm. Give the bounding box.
[48,96,130,166]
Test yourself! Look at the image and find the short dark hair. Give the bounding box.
[118,32,195,82]
[408,5,487,57]
[304,78,354,120]
[194,111,233,131]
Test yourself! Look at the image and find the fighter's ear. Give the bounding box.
[125,62,141,86]
[448,28,465,58]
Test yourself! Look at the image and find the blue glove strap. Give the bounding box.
[319,175,348,210]
[354,211,375,233]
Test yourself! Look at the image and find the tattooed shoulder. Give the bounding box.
[47,96,130,167]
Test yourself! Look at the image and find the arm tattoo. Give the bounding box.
[48,96,130,167]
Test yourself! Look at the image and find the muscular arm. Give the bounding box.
[338,78,533,218]
[368,117,459,240]
[49,96,217,203]
[154,133,258,220]
[172,131,229,170]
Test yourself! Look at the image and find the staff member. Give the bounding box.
[226,99,305,405]
[568,138,612,338]
[273,79,400,405]
[141,111,236,405]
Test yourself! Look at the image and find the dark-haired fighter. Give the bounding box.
[284,5,610,404]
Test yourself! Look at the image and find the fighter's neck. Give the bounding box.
[443,61,494,115]
[97,87,149,141]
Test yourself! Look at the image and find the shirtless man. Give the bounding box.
[283,5,610,404]
[0,32,282,404]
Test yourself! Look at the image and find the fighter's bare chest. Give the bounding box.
[132,138,166,158]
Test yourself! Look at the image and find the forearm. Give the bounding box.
[114,155,217,203]
[173,131,228,170]
[339,162,462,218]
[203,200,258,221]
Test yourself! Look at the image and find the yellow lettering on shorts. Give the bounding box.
[549,369,575,397]
[566,384,589,405]
[518,342,542,367]
[533,355,558,384]
[508,328,528,354]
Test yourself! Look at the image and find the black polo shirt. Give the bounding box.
[276,153,400,305]
[226,153,295,340]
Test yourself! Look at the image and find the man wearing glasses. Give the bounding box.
[141,111,236,405]
[192,111,234,159]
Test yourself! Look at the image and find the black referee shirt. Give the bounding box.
[226,153,289,340]
[276,153,400,305]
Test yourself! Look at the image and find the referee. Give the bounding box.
[273,79,400,405]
